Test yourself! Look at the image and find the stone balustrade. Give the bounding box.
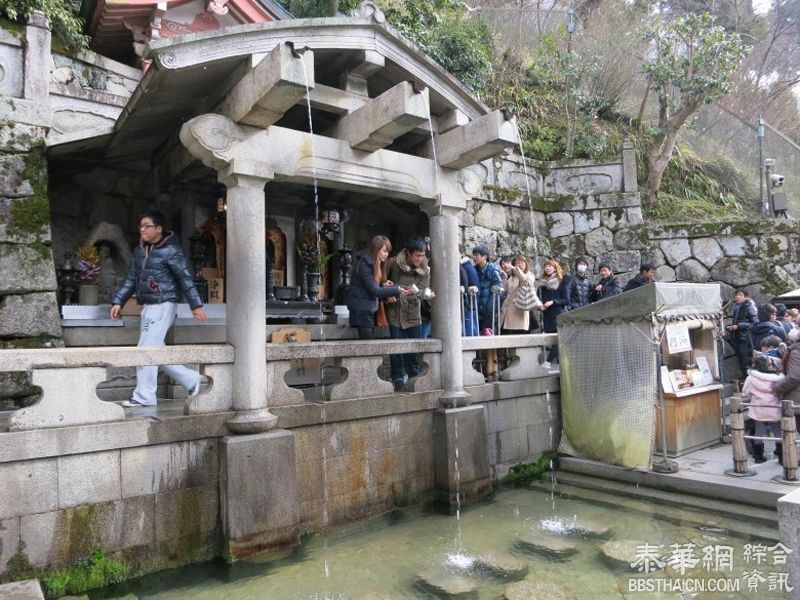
[461,334,558,385]
[265,339,443,403]
[0,345,235,430]
[0,335,559,432]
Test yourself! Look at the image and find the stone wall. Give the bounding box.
[0,17,63,409]
[0,380,560,581]
[462,155,800,304]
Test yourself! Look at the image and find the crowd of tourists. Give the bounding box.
[346,235,658,387]
[727,291,800,465]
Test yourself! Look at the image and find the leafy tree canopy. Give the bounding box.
[282,0,495,93]
[0,0,89,51]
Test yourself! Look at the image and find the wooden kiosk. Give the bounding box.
[557,283,724,469]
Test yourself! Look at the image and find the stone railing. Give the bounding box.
[0,335,560,431]
[461,334,558,386]
[265,339,443,404]
[0,345,234,431]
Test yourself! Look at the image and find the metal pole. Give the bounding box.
[655,327,669,464]
[757,115,765,213]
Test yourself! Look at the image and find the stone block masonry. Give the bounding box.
[466,155,800,306]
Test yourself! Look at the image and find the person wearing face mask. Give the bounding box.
[566,256,591,311]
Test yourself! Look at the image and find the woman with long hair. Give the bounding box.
[537,258,569,364]
[499,254,540,335]
[347,235,413,339]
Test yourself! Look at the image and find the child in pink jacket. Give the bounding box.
[742,352,784,463]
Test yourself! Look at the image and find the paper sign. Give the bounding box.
[665,323,692,354]
[696,356,714,386]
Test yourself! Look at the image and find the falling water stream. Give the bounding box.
[426,106,466,560]
[513,122,557,511]
[300,52,333,592]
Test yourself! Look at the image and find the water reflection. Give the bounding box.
[95,485,786,599]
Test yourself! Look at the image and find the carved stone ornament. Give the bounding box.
[180,114,243,171]
[353,1,386,24]
[458,166,484,197]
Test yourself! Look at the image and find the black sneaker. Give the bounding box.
[393,380,407,393]
[754,456,767,464]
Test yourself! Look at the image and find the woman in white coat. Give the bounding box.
[499,254,540,335]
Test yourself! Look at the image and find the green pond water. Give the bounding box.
[96,483,789,599]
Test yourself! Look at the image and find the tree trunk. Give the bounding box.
[328,0,338,16]
[644,101,700,205]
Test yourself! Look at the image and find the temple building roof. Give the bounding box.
[50,7,501,189]
[80,0,292,63]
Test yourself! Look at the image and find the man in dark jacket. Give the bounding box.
[749,303,787,356]
[589,262,623,303]
[459,245,480,336]
[566,256,591,311]
[386,239,430,391]
[472,245,503,332]
[624,263,656,292]
[726,289,759,379]
[110,210,207,407]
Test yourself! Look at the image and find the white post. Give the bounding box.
[220,166,277,434]
[428,205,468,406]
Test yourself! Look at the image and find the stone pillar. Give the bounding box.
[24,12,50,103]
[219,167,277,434]
[777,487,800,598]
[433,405,491,505]
[622,139,638,193]
[428,205,469,406]
[220,430,299,558]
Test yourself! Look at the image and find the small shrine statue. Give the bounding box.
[97,243,119,304]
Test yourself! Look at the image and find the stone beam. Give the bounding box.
[424,110,519,169]
[180,114,471,205]
[327,81,429,152]
[218,42,314,128]
[339,49,385,97]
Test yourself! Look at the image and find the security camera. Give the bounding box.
[771,174,785,187]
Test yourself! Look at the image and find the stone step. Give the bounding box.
[414,568,480,599]
[473,551,528,579]
[0,580,45,600]
[600,539,641,568]
[514,532,579,560]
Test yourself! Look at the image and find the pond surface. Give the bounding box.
[96,483,789,599]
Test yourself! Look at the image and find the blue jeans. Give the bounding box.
[132,302,201,405]
[389,324,422,382]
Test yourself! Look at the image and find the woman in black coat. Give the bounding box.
[537,258,569,364]
[347,235,413,339]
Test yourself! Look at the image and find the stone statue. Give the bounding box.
[97,243,119,304]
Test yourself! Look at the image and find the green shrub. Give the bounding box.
[503,453,557,486]
[0,0,89,51]
[40,550,131,599]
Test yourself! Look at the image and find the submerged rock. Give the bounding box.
[504,580,576,600]
[572,518,613,538]
[474,551,528,579]
[601,539,640,568]
[356,594,394,600]
[515,532,579,560]
[415,568,479,599]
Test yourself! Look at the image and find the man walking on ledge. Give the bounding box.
[110,210,207,407]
